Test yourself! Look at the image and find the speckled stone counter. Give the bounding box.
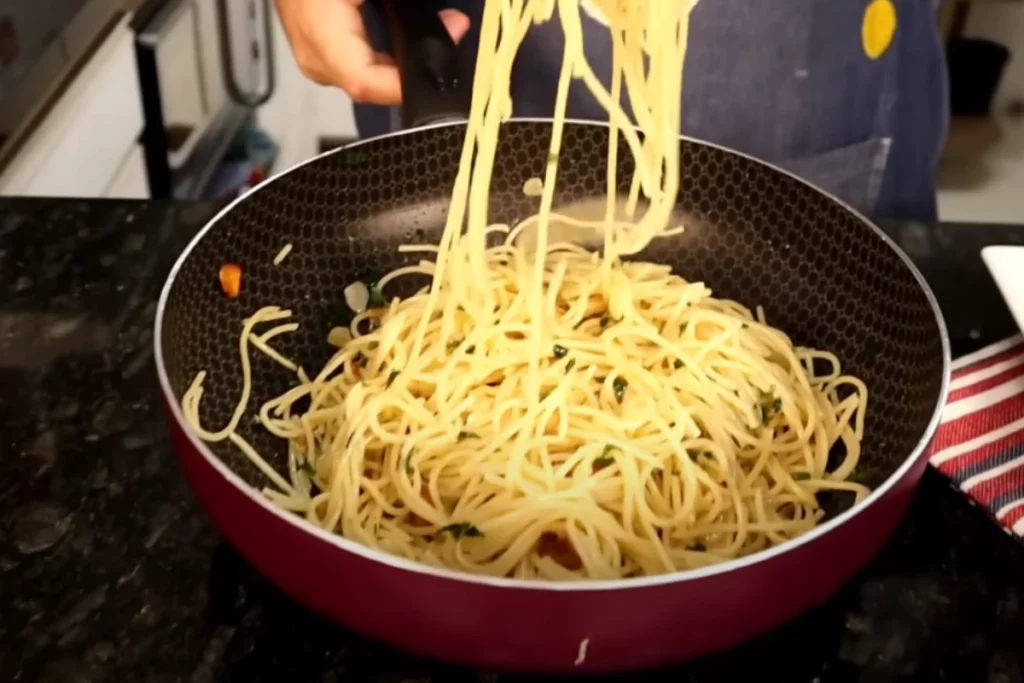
[2,198,1024,682]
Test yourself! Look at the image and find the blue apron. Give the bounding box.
[357,0,947,222]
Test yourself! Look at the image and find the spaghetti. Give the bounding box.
[182,0,870,580]
[273,243,293,265]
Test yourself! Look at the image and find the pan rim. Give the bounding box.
[154,117,951,592]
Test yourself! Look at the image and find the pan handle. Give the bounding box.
[216,0,276,107]
[380,0,472,128]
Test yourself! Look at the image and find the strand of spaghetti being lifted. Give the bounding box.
[182,0,871,580]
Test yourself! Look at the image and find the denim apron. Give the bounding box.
[357,0,947,221]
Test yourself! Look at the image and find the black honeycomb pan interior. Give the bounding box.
[159,121,946,497]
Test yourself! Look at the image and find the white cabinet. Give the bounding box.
[0,15,147,198]
[106,144,150,199]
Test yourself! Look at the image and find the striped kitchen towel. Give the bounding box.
[929,335,1024,536]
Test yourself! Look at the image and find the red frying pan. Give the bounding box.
[154,4,949,673]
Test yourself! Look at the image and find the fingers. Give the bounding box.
[439,8,471,44]
[279,0,472,106]
[344,53,402,105]
[334,9,471,105]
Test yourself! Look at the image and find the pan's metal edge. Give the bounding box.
[154,118,952,593]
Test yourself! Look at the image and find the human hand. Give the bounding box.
[274,0,471,105]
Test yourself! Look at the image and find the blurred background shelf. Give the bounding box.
[939,114,1024,223]
[937,0,1024,223]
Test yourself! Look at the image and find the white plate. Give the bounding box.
[982,245,1024,334]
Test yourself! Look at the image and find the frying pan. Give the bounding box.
[154,4,950,673]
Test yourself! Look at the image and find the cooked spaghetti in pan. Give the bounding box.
[181,0,870,580]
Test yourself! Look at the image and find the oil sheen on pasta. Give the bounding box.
[182,0,870,580]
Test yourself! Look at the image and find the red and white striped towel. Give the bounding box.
[929,335,1024,536]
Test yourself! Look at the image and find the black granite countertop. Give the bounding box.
[2,198,1024,683]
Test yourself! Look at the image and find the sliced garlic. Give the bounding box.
[327,326,352,348]
[344,281,369,313]
[523,177,544,197]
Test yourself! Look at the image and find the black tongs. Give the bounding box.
[380,0,473,128]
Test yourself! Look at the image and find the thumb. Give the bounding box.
[438,8,471,44]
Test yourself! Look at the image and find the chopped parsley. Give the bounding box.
[792,471,811,481]
[612,376,628,403]
[466,345,476,354]
[403,450,414,476]
[367,281,386,308]
[386,369,400,388]
[442,522,482,539]
[679,322,689,335]
[553,344,568,359]
[341,150,368,166]
[757,389,783,425]
[457,431,477,442]
[297,459,316,476]
[594,445,617,470]
[673,358,684,369]
[850,464,871,483]
[566,358,576,372]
